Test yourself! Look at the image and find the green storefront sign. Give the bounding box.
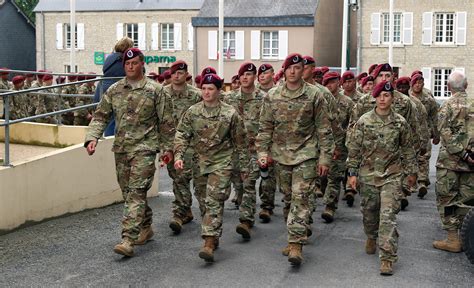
[94,52,176,65]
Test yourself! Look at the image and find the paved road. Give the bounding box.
[0,145,473,287]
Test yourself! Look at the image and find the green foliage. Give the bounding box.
[14,0,39,23]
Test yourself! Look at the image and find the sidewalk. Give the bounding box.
[0,142,60,164]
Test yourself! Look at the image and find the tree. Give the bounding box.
[14,0,39,23]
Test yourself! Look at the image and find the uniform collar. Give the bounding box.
[124,76,148,90]
[281,80,306,99]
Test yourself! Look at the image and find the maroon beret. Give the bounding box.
[410,74,424,87]
[282,53,303,71]
[238,62,257,77]
[77,73,86,81]
[201,66,217,78]
[0,68,9,75]
[372,80,394,98]
[231,74,239,82]
[42,74,53,81]
[162,70,171,80]
[194,75,202,85]
[170,60,188,74]
[396,76,410,87]
[56,76,66,84]
[67,74,78,81]
[258,64,273,76]
[201,73,223,89]
[341,71,355,83]
[356,72,368,81]
[322,71,341,86]
[86,72,96,80]
[37,70,47,80]
[371,63,393,78]
[157,74,165,82]
[312,67,323,78]
[361,76,374,87]
[320,66,330,75]
[25,73,35,78]
[186,74,192,81]
[148,72,158,78]
[12,75,25,85]
[368,64,378,76]
[411,70,423,78]
[122,48,143,65]
[303,56,316,66]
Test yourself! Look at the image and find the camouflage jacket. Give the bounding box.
[85,77,175,153]
[8,87,29,120]
[347,109,418,186]
[436,91,474,172]
[163,83,201,128]
[410,88,440,139]
[334,91,355,152]
[344,89,365,103]
[174,101,249,175]
[223,87,266,155]
[256,81,335,166]
[34,86,57,114]
[0,79,12,90]
[409,95,430,146]
[256,83,274,93]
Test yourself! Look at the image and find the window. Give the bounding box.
[64,65,78,73]
[161,23,175,50]
[435,13,455,43]
[223,31,235,59]
[382,13,402,43]
[64,24,78,49]
[433,68,452,97]
[126,23,139,47]
[262,31,279,59]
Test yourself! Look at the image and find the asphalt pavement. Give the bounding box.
[0,144,473,287]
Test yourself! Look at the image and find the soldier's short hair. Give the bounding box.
[448,71,467,92]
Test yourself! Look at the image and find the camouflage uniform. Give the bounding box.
[323,91,354,209]
[174,101,249,238]
[344,89,365,104]
[8,87,30,120]
[163,84,206,217]
[347,108,417,262]
[61,84,78,125]
[223,87,276,223]
[435,91,474,231]
[34,86,58,124]
[85,77,175,242]
[74,84,95,126]
[256,81,334,244]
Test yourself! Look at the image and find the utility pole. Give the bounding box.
[70,0,76,72]
[341,0,349,72]
[389,0,394,66]
[218,0,224,78]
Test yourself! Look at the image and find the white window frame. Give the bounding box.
[434,12,455,44]
[223,31,236,59]
[64,23,78,49]
[262,31,279,60]
[125,23,139,48]
[433,68,452,98]
[382,13,402,44]
[64,64,78,73]
[161,23,175,50]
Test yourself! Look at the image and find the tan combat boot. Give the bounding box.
[236,221,253,240]
[288,243,303,265]
[315,187,324,198]
[113,238,134,257]
[321,206,335,223]
[344,190,356,207]
[259,209,272,223]
[380,260,393,275]
[282,244,290,256]
[169,216,184,234]
[433,230,462,253]
[134,226,154,245]
[365,238,376,254]
[182,210,194,224]
[199,236,216,262]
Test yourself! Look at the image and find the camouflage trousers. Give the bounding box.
[435,168,474,231]
[323,152,348,209]
[417,141,432,187]
[277,159,317,244]
[201,166,233,238]
[259,165,277,211]
[114,151,156,241]
[167,149,207,218]
[230,155,244,204]
[360,180,402,262]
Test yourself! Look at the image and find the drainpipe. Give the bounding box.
[356,0,361,73]
[41,11,46,69]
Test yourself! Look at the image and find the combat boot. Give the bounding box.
[199,236,216,262]
[401,199,409,211]
[315,187,324,198]
[433,230,462,253]
[282,244,290,256]
[365,238,376,254]
[321,206,335,223]
[418,185,428,199]
[182,210,194,224]
[283,206,290,222]
[134,226,154,245]
[259,209,272,223]
[288,243,303,265]
[344,190,356,207]
[169,216,183,234]
[380,260,393,275]
[236,221,253,240]
[113,238,134,257]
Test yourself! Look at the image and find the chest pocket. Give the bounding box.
[382,123,402,152]
[194,115,231,148]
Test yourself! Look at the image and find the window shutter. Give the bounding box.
[422,67,432,90]
[56,23,63,49]
[77,23,85,50]
[151,23,159,50]
[402,12,413,45]
[208,30,218,60]
[422,12,433,45]
[116,23,124,41]
[138,23,146,50]
[187,23,194,51]
[370,13,381,45]
[235,30,245,60]
[455,11,467,45]
[174,23,182,50]
[278,30,288,60]
[250,30,260,60]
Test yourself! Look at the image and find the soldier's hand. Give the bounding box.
[347,176,357,191]
[407,174,417,188]
[174,160,184,170]
[86,113,93,121]
[240,172,249,181]
[432,137,440,145]
[318,165,329,176]
[332,148,341,160]
[86,140,97,156]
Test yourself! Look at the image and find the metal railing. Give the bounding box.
[1,73,122,166]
